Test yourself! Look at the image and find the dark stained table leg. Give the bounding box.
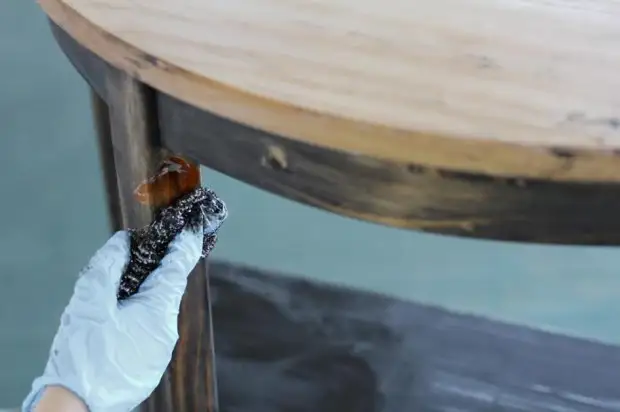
[168,264,219,411]
[89,70,219,412]
[90,89,122,232]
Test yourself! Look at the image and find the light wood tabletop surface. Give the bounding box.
[40,0,620,182]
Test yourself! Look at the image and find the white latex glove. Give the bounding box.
[22,228,203,412]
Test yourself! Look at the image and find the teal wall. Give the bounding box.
[1,0,618,407]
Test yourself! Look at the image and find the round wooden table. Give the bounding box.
[39,0,620,410]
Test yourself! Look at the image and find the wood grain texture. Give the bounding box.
[50,24,620,244]
[145,263,219,412]
[47,24,620,244]
[39,0,620,183]
[90,89,122,231]
[159,93,620,244]
[209,261,620,412]
[106,70,164,226]
[94,69,218,412]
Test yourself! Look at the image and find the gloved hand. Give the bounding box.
[22,228,203,412]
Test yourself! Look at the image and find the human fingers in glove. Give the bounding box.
[22,227,204,412]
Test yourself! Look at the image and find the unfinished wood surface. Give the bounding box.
[40,0,620,182]
[100,73,218,412]
[209,261,620,412]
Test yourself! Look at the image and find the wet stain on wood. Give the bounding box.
[158,93,620,245]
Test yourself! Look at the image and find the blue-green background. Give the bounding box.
[0,1,618,407]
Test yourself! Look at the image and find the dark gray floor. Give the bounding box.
[211,262,620,412]
[2,0,620,408]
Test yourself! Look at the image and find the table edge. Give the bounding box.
[39,0,620,183]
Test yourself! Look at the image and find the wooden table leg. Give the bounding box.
[90,89,122,232]
[89,72,219,412]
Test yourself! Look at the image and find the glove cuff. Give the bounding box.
[22,378,90,412]
[21,385,44,412]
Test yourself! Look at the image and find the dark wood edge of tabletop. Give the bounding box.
[49,21,620,245]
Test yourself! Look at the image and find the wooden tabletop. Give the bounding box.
[40,0,620,182]
[41,0,620,244]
